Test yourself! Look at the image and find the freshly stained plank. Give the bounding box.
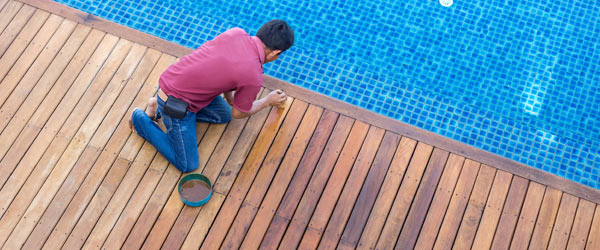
[375,142,434,250]
[0,3,35,58]
[309,127,386,250]
[469,170,513,250]
[0,24,93,159]
[413,154,465,250]
[222,105,323,250]
[527,187,563,250]
[0,10,53,106]
[586,205,600,249]
[451,165,499,250]
[128,92,269,250]
[356,137,417,250]
[547,194,579,250]
[199,97,299,250]
[395,148,450,250]
[0,1,25,37]
[508,182,547,250]
[489,176,529,250]
[257,114,352,250]
[432,160,483,250]
[278,119,367,249]
[220,101,312,250]
[240,109,337,250]
[26,53,173,250]
[0,18,78,133]
[565,199,595,250]
[337,132,402,250]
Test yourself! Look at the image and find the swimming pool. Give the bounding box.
[54,0,600,188]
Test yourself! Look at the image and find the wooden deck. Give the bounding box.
[1,0,599,249]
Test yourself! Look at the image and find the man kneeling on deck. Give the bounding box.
[130,20,294,172]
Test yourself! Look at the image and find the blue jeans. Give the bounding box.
[131,94,231,172]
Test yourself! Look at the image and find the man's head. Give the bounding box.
[257,19,294,63]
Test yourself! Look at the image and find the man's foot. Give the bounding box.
[146,97,158,120]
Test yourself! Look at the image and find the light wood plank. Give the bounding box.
[0,24,93,161]
[356,137,417,250]
[413,154,465,250]
[432,160,482,250]
[489,176,529,250]
[375,142,434,250]
[313,127,386,250]
[0,10,53,106]
[0,3,35,58]
[0,1,24,36]
[528,187,563,250]
[0,0,9,12]
[257,114,352,250]
[0,17,77,133]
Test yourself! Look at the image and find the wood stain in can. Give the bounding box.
[180,179,211,202]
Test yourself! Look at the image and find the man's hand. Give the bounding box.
[266,89,287,106]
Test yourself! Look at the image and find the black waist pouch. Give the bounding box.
[164,95,189,119]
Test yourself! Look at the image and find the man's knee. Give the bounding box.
[175,158,199,173]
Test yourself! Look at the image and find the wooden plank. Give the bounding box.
[257,114,351,250]
[198,96,296,250]
[240,109,337,250]
[220,101,311,250]
[0,24,94,160]
[547,194,579,250]
[310,127,386,250]
[0,0,8,12]
[0,3,35,57]
[356,137,417,250]
[565,199,595,250]
[375,142,434,250]
[0,35,125,200]
[413,154,465,250]
[527,187,563,250]
[508,182,547,250]
[432,160,482,250]
[1,145,101,249]
[586,205,600,249]
[0,30,112,170]
[18,0,191,57]
[23,53,173,250]
[470,170,513,250]
[0,42,146,247]
[126,92,266,250]
[0,10,52,106]
[0,1,24,36]
[395,148,450,250]
[337,132,402,250]
[138,92,270,250]
[221,105,324,250]
[103,121,227,250]
[0,17,77,132]
[278,118,366,249]
[489,176,529,250]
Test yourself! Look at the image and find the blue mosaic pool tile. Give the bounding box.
[54,0,600,189]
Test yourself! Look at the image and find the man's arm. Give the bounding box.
[231,89,286,119]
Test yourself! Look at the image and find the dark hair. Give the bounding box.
[256,19,294,52]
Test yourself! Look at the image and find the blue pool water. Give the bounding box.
[53,0,600,188]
